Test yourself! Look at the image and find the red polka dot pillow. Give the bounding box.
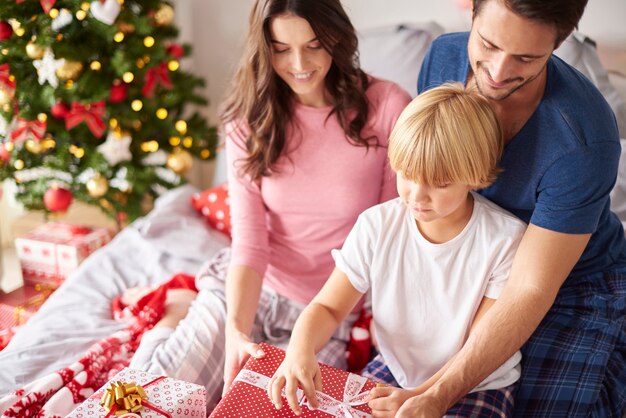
[191,182,231,237]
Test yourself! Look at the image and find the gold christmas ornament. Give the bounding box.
[25,139,43,154]
[166,148,193,175]
[56,60,83,80]
[26,40,45,59]
[154,4,174,26]
[86,173,109,198]
[0,86,14,107]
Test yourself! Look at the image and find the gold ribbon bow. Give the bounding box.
[100,381,147,416]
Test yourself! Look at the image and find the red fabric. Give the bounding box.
[0,273,196,418]
[190,183,232,237]
[345,309,373,373]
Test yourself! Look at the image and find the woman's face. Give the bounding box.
[269,14,333,107]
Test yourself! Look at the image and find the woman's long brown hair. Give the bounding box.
[220,0,374,180]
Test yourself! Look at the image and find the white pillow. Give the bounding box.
[358,22,444,97]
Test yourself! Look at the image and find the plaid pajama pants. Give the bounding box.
[130,249,356,411]
[362,354,516,417]
[514,269,626,418]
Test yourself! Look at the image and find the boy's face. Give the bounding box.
[397,173,473,226]
[468,0,556,101]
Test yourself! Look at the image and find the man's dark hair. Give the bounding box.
[473,0,588,46]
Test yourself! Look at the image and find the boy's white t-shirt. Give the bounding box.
[332,192,526,391]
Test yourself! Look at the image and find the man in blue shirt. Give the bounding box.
[367,0,626,417]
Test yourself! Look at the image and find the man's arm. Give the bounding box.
[397,224,590,416]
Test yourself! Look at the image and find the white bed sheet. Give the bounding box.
[0,185,230,394]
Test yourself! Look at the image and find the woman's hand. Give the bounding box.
[267,350,322,416]
[368,386,419,418]
[222,326,265,396]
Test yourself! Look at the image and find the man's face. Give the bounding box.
[468,0,557,101]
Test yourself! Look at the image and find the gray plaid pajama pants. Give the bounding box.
[130,249,355,412]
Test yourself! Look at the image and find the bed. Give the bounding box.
[1,20,625,405]
[0,185,229,392]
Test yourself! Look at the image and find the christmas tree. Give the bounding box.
[0,0,217,226]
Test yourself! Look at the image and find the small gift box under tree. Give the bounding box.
[0,282,53,330]
[15,222,112,288]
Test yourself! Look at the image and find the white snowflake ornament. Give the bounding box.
[97,130,132,166]
[33,48,63,88]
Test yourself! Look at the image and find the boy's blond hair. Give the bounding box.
[388,83,503,189]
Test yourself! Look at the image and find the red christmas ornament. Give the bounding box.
[51,102,70,118]
[0,145,9,162]
[109,83,128,103]
[43,186,73,212]
[0,22,12,40]
[166,43,184,59]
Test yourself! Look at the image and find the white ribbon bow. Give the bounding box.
[234,369,372,418]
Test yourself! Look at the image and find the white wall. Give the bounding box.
[174,0,626,186]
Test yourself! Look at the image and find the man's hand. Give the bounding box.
[395,392,448,418]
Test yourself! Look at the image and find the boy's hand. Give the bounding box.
[267,351,322,416]
[368,386,418,417]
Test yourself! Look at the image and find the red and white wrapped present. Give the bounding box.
[15,222,112,287]
[67,367,207,418]
[0,283,54,330]
[210,343,377,418]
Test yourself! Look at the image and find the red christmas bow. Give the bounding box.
[142,62,172,98]
[0,64,16,90]
[65,101,107,138]
[16,0,56,13]
[10,118,46,143]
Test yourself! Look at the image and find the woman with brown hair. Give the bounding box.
[129,0,410,410]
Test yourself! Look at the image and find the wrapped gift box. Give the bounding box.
[68,367,207,418]
[210,343,376,418]
[0,283,53,330]
[15,222,112,287]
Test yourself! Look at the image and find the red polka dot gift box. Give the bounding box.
[210,343,377,418]
[67,367,207,418]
